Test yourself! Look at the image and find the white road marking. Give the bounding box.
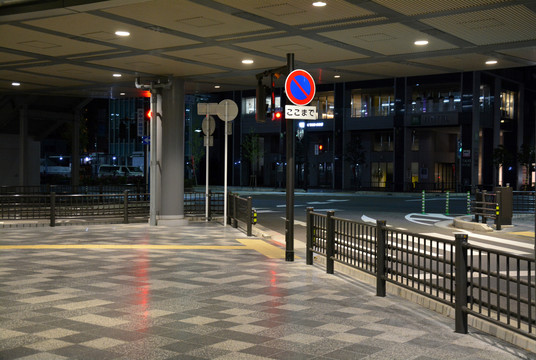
[405,213,453,226]
[421,232,530,256]
[281,217,307,226]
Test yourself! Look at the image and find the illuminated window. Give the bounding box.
[351,88,394,117]
[312,92,334,119]
[500,90,516,119]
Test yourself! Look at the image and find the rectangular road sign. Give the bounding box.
[197,103,219,115]
[285,105,317,120]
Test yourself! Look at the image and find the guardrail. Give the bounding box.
[306,208,535,342]
[471,190,502,230]
[227,193,256,236]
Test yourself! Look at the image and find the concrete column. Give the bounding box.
[19,104,28,187]
[492,77,501,187]
[158,77,186,226]
[471,72,481,191]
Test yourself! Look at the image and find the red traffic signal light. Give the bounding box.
[146,110,152,119]
[273,110,282,120]
[318,144,323,151]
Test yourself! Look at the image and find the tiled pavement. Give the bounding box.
[0,222,534,360]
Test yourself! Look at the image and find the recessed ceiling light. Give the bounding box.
[115,30,130,37]
[242,59,254,64]
[120,92,126,96]
[214,85,221,89]
[313,1,327,6]
[113,73,122,77]
[11,82,20,86]
[414,40,429,46]
[334,75,341,78]
[486,60,498,65]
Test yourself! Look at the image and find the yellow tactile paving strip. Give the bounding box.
[511,231,535,237]
[0,239,289,259]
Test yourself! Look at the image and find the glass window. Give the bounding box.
[312,92,334,119]
[373,132,393,152]
[351,88,394,117]
[371,162,393,188]
[500,90,515,119]
[244,97,256,115]
[410,83,461,113]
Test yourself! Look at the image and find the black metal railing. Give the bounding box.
[0,191,224,225]
[0,184,148,195]
[227,193,256,236]
[306,208,536,341]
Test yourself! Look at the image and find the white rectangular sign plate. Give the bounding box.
[285,105,317,120]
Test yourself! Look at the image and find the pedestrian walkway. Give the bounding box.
[0,222,534,360]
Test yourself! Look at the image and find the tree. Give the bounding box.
[189,132,205,186]
[518,143,535,189]
[241,130,262,185]
[344,138,366,189]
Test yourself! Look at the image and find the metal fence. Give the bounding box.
[306,208,536,341]
[0,191,224,225]
[0,184,148,195]
[227,193,256,236]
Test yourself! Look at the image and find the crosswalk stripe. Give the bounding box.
[421,232,530,256]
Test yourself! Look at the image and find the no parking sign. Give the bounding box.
[285,69,316,106]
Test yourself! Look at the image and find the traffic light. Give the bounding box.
[145,109,152,120]
[272,109,283,121]
[318,144,323,151]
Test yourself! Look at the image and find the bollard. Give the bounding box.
[455,233,469,334]
[445,191,450,215]
[326,211,335,274]
[306,207,314,265]
[466,191,471,215]
[495,191,501,231]
[421,190,426,214]
[246,196,252,236]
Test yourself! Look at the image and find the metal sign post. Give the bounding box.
[216,99,238,226]
[202,115,215,220]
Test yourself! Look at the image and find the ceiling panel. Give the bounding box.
[89,54,226,77]
[0,24,111,56]
[421,5,536,45]
[23,13,200,51]
[164,46,282,70]
[0,69,90,87]
[237,36,368,64]
[498,47,536,63]
[103,0,272,38]
[335,62,444,78]
[214,0,375,26]
[411,53,522,71]
[23,63,134,83]
[320,23,457,55]
[0,52,34,63]
[372,0,509,16]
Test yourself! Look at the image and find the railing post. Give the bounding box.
[207,190,212,221]
[376,220,387,297]
[247,196,252,236]
[232,194,238,228]
[123,190,129,224]
[495,191,501,231]
[306,207,314,265]
[50,192,56,227]
[421,190,425,214]
[326,210,335,274]
[455,233,468,334]
[466,191,471,215]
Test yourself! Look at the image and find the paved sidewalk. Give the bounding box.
[0,222,534,359]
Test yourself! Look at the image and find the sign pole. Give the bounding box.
[224,102,229,227]
[205,115,209,221]
[285,53,295,261]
